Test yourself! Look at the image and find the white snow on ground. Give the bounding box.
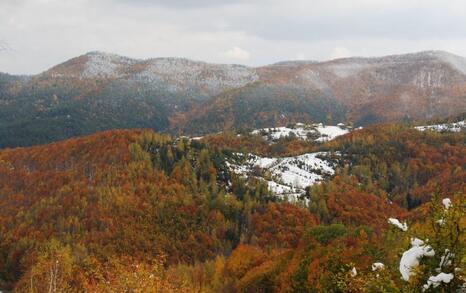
[399,238,435,281]
[315,124,350,142]
[266,180,294,195]
[423,273,454,290]
[252,122,352,143]
[83,51,137,78]
[372,262,385,271]
[388,218,408,231]
[228,152,337,199]
[415,120,465,133]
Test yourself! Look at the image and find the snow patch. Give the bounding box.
[442,198,452,210]
[423,272,454,290]
[388,218,408,231]
[415,120,465,133]
[135,58,258,94]
[83,51,136,78]
[252,122,351,143]
[399,238,435,281]
[315,124,350,142]
[228,152,337,199]
[372,262,385,271]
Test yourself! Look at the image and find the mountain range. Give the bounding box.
[1,50,466,147]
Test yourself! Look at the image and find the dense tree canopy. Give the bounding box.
[0,123,464,292]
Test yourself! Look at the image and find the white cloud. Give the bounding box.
[330,47,351,60]
[295,52,306,60]
[222,46,251,61]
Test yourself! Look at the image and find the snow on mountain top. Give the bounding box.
[415,120,465,132]
[136,58,258,93]
[53,52,259,91]
[323,51,466,73]
[228,151,338,200]
[433,51,466,75]
[48,50,466,85]
[83,51,138,78]
[252,123,351,143]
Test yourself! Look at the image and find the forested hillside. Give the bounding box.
[2,50,466,148]
[0,123,464,292]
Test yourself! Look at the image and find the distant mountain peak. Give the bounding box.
[2,50,466,148]
[428,50,466,74]
[82,50,138,78]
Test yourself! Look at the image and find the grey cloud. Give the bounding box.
[114,0,466,41]
[203,1,466,41]
[114,0,256,9]
[1,0,466,74]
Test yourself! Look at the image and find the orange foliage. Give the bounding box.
[250,203,318,248]
[325,177,406,230]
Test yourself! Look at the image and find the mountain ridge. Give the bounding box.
[1,50,465,148]
[39,49,466,74]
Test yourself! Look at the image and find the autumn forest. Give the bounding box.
[0,121,464,292]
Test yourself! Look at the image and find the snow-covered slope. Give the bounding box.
[83,51,138,78]
[228,152,338,200]
[415,120,465,132]
[251,123,352,142]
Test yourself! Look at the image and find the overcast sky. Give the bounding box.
[1,0,466,74]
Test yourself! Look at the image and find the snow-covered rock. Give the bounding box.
[388,218,408,231]
[228,152,337,199]
[399,238,435,281]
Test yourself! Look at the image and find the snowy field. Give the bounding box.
[251,122,352,143]
[227,152,338,200]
